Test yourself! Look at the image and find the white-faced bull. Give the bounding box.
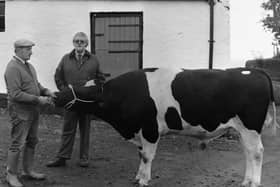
[53,68,278,187]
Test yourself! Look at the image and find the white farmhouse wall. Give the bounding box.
[142,1,230,69]
[0,1,230,92]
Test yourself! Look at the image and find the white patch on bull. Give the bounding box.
[230,117,263,186]
[127,135,142,148]
[241,70,251,75]
[145,68,185,134]
[145,68,227,136]
[135,130,158,186]
[166,117,236,142]
[84,80,96,87]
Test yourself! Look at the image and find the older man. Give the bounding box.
[46,32,101,168]
[4,39,55,187]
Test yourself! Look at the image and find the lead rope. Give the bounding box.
[64,85,96,110]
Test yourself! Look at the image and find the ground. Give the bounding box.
[0,111,280,187]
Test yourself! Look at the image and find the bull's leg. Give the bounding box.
[239,129,263,187]
[242,146,253,186]
[135,134,158,187]
[135,150,145,182]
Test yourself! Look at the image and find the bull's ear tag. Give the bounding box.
[241,71,251,75]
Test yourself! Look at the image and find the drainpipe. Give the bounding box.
[0,0,5,32]
[208,0,215,69]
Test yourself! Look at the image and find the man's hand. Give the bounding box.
[45,89,56,98]
[38,96,51,105]
[84,80,96,87]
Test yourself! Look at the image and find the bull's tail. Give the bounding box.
[255,68,279,135]
[264,102,279,136]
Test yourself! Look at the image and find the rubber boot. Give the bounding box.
[22,147,46,180]
[6,151,23,187]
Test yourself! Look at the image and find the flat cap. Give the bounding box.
[14,39,35,48]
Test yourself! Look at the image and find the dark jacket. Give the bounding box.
[55,49,101,91]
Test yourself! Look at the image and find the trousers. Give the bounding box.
[7,104,39,174]
[57,110,91,159]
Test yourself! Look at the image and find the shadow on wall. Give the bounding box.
[246,58,280,105]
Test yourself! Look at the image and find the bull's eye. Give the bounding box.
[241,71,251,75]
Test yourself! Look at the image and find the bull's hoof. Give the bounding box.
[132,178,149,187]
[132,181,148,187]
[137,179,149,187]
[240,180,262,187]
[137,184,149,187]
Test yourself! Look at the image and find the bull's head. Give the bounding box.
[53,85,103,113]
[53,72,111,112]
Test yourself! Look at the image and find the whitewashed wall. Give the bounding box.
[0,1,230,92]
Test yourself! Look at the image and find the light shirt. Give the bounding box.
[13,55,33,77]
[14,55,26,64]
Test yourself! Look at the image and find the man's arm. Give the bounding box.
[95,59,111,81]
[38,83,56,98]
[54,56,68,91]
[4,67,40,104]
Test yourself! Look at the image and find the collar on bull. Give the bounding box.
[64,85,97,110]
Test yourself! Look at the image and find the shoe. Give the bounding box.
[21,171,46,180]
[79,158,89,167]
[46,158,66,167]
[6,172,23,187]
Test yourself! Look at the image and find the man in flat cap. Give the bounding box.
[4,39,55,187]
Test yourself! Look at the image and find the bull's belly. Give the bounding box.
[159,117,237,141]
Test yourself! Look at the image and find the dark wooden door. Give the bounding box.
[90,12,143,79]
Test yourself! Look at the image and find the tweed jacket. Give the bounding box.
[4,57,48,120]
[55,49,101,91]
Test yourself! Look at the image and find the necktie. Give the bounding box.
[77,54,82,64]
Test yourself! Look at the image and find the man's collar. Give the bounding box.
[75,50,85,57]
[69,49,91,59]
[14,55,26,64]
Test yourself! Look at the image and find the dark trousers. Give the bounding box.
[57,110,91,160]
